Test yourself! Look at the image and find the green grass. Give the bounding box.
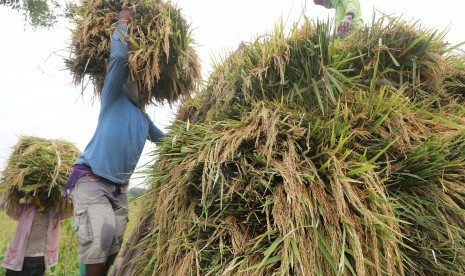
[0,200,140,275]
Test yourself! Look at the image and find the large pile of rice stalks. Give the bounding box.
[0,136,80,216]
[111,16,465,276]
[65,0,201,104]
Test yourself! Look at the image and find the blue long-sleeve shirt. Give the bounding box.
[75,25,165,185]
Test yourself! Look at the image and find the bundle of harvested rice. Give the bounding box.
[0,136,80,216]
[111,15,465,276]
[65,0,201,104]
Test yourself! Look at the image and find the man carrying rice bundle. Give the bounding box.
[1,136,79,275]
[66,0,200,104]
[65,8,166,276]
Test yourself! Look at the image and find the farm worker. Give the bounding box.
[313,0,364,38]
[2,200,70,275]
[64,9,165,276]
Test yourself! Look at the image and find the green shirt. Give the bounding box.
[331,0,363,31]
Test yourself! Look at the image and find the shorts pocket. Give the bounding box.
[73,208,93,246]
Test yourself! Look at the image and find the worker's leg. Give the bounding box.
[70,175,121,276]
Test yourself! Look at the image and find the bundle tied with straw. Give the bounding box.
[111,15,465,276]
[0,136,81,216]
[65,0,201,104]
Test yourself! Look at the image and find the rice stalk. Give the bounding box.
[111,14,465,276]
[0,136,80,216]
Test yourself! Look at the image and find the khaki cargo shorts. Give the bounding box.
[70,175,128,264]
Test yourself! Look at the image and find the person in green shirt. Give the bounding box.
[313,0,363,38]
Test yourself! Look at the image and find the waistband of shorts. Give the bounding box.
[81,173,128,187]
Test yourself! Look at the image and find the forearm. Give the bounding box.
[110,24,129,60]
[101,11,131,105]
[342,0,360,17]
[108,10,131,65]
[100,27,129,105]
[147,119,166,142]
[6,205,22,220]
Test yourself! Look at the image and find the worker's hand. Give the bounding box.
[337,14,353,37]
[118,10,132,28]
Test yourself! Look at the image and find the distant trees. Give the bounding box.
[1,0,74,28]
[128,186,147,199]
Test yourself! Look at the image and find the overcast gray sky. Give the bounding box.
[1,0,464,185]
